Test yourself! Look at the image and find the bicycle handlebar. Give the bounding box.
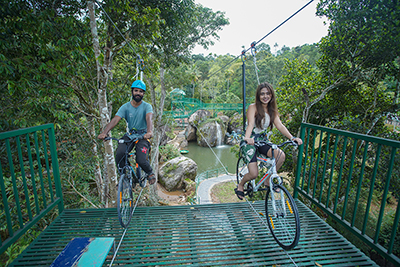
[254,139,299,149]
[240,138,299,149]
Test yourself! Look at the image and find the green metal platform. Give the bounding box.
[10,200,377,267]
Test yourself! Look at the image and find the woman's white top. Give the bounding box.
[253,112,270,134]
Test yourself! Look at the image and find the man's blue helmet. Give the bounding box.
[131,80,146,91]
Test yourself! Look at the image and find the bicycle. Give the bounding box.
[105,136,147,228]
[236,138,301,250]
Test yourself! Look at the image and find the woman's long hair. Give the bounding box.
[254,82,279,130]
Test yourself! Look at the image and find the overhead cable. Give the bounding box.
[94,0,139,57]
[206,0,314,80]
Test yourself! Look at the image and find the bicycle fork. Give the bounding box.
[269,174,286,218]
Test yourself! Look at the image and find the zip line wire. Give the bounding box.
[108,187,144,266]
[205,0,314,80]
[94,2,311,265]
[195,124,299,266]
[95,0,314,82]
[94,0,139,57]
[94,0,147,84]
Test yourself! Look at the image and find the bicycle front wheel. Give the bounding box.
[236,156,248,185]
[265,184,300,250]
[117,171,134,228]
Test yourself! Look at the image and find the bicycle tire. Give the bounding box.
[117,170,134,228]
[265,184,300,250]
[236,156,248,185]
[137,166,147,187]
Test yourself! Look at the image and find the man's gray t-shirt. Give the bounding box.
[116,101,153,137]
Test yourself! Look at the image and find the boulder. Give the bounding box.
[185,124,197,142]
[167,135,188,150]
[188,109,211,127]
[158,123,174,146]
[184,110,211,142]
[197,120,226,147]
[228,112,243,134]
[218,115,230,128]
[158,156,197,191]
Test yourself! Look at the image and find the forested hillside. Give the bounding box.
[1,0,399,209]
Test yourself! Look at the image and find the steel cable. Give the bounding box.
[195,124,299,266]
[109,186,144,266]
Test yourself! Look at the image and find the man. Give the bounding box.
[98,80,155,185]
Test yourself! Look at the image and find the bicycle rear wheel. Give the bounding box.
[236,156,248,185]
[265,184,300,250]
[117,169,134,228]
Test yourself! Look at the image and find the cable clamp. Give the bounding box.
[250,41,257,56]
[136,55,145,71]
[241,50,247,62]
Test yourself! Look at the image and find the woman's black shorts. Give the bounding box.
[249,143,271,163]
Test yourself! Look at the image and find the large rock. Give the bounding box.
[184,110,211,142]
[188,109,211,127]
[228,112,243,133]
[185,124,197,141]
[159,123,174,146]
[167,135,188,150]
[218,114,230,128]
[158,156,197,191]
[196,120,226,147]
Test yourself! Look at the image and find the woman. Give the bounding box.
[235,82,303,200]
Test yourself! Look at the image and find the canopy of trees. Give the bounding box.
[1,0,398,209]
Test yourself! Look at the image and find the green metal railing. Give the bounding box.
[0,124,63,255]
[295,123,400,266]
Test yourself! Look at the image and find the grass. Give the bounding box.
[210,172,292,204]
[210,181,242,203]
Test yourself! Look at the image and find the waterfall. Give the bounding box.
[215,122,223,146]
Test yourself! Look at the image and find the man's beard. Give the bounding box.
[133,94,143,102]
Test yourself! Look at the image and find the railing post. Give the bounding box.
[48,125,64,213]
[294,124,306,199]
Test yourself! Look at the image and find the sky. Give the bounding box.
[192,0,329,56]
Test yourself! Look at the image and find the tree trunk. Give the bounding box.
[146,65,167,205]
[70,77,104,202]
[88,1,117,207]
[88,116,103,200]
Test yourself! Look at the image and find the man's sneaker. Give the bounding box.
[147,173,156,185]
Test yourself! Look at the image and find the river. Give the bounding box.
[183,142,238,174]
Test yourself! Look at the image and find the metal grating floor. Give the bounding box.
[10,200,378,266]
